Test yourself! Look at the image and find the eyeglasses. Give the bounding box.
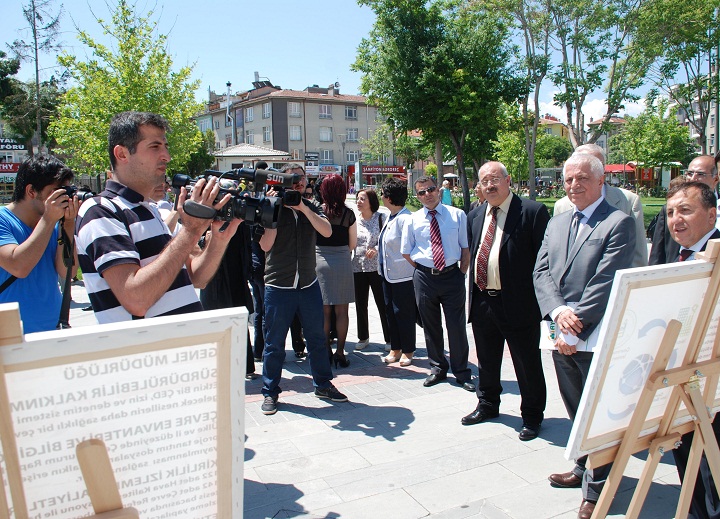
[686,170,713,179]
[416,185,437,196]
[479,177,504,187]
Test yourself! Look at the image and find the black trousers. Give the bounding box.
[469,286,546,425]
[381,277,416,354]
[354,271,390,342]
[412,267,471,382]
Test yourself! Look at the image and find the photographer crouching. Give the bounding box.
[0,154,79,332]
[75,111,240,324]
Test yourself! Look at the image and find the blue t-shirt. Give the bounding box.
[0,206,61,333]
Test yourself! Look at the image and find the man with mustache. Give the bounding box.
[75,111,239,323]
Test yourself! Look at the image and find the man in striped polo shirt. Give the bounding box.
[75,111,240,323]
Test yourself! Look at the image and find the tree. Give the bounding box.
[185,129,216,175]
[610,96,696,172]
[354,0,521,212]
[360,123,394,165]
[0,51,21,100]
[535,133,573,167]
[49,1,203,174]
[8,0,63,152]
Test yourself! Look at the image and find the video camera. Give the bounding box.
[62,185,96,202]
[171,166,303,229]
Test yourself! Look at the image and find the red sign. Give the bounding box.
[0,163,20,173]
[362,165,406,174]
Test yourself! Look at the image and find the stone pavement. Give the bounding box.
[67,280,683,519]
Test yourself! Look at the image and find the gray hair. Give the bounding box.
[574,143,606,165]
[479,161,508,178]
[563,153,604,180]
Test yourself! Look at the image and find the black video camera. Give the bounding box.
[171,167,303,229]
[62,185,96,202]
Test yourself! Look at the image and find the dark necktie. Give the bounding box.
[678,249,693,262]
[568,211,585,252]
[476,206,499,290]
[428,209,445,270]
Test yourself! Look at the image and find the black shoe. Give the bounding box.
[261,395,278,415]
[518,423,541,441]
[461,407,499,425]
[253,357,262,362]
[245,373,259,380]
[456,379,475,392]
[333,352,350,368]
[315,384,348,402]
[423,373,447,387]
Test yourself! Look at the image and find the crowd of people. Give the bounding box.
[3,110,720,519]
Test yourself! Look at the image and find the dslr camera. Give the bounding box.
[171,166,302,229]
[62,185,96,202]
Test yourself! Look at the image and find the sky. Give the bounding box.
[4,0,644,124]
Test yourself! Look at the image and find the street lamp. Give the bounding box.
[338,133,347,178]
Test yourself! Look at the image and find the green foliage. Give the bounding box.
[0,52,21,100]
[49,1,203,174]
[184,129,216,175]
[425,163,438,177]
[361,123,394,164]
[534,133,573,168]
[609,96,696,169]
[492,129,528,183]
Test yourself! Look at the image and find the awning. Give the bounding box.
[443,173,458,178]
[604,164,635,174]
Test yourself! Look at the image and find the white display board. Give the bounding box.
[566,260,720,460]
[0,307,247,519]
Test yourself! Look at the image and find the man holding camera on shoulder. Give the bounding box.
[0,154,79,333]
[258,163,348,415]
[75,111,239,324]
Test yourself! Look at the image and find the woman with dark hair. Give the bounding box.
[315,174,357,367]
[352,189,390,350]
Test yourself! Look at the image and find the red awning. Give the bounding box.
[604,164,635,174]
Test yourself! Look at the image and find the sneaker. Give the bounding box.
[261,395,278,415]
[354,339,370,351]
[315,384,348,402]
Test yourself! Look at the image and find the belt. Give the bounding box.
[415,263,458,275]
[478,288,501,297]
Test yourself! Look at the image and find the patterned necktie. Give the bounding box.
[568,211,585,252]
[678,249,693,262]
[428,209,445,270]
[476,206,499,290]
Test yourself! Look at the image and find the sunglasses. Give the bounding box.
[416,185,437,197]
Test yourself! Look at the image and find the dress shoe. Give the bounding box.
[423,373,447,387]
[548,471,582,488]
[456,379,475,392]
[461,407,499,425]
[518,423,540,441]
[577,499,596,519]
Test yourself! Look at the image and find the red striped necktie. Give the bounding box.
[428,209,445,270]
[476,206,498,289]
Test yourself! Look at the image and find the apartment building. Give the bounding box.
[199,78,383,174]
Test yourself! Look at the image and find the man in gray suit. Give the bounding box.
[533,153,635,519]
[554,143,646,267]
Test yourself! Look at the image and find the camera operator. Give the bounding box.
[75,111,239,324]
[0,154,79,333]
[258,163,349,415]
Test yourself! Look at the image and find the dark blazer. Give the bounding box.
[649,205,680,266]
[650,228,720,266]
[468,194,550,327]
[533,199,635,341]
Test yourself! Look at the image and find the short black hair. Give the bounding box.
[667,180,717,210]
[381,178,407,207]
[414,175,437,189]
[108,111,170,169]
[13,154,74,202]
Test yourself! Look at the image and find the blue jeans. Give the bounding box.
[262,282,333,398]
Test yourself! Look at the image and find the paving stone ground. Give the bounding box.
[67,241,682,519]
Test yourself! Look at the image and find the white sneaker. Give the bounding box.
[354,339,370,350]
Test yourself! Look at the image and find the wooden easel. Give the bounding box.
[587,241,720,518]
[0,304,138,518]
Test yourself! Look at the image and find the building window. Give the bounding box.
[711,134,716,148]
[225,134,232,146]
[245,129,254,145]
[321,149,334,164]
[289,102,301,117]
[346,128,359,142]
[345,105,357,120]
[214,121,220,129]
[215,142,221,149]
[291,149,302,160]
[198,119,211,132]
[245,107,254,123]
[263,126,271,142]
[319,126,333,142]
[712,114,716,127]
[347,150,359,164]
[262,102,271,119]
[290,125,302,141]
[544,127,552,135]
[319,104,332,119]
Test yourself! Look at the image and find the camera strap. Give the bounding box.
[0,275,17,295]
[56,223,75,330]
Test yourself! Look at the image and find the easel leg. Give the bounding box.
[626,434,682,519]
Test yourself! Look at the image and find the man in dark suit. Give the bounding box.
[650,180,720,519]
[461,161,550,442]
[650,155,719,265]
[533,152,635,519]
